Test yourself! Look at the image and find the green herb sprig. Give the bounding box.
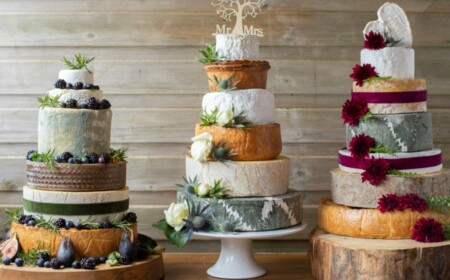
[426,196,450,215]
[30,150,57,170]
[387,169,420,177]
[16,243,51,266]
[35,216,59,233]
[62,54,95,72]
[370,144,395,155]
[5,208,22,226]
[37,94,61,109]
[110,147,128,163]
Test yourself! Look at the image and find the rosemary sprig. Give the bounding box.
[196,43,223,64]
[111,215,133,232]
[35,216,59,233]
[4,208,22,226]
[62,54,95,72]
[79,217,100,229]
[31,150,57,170]
[426,196,450,215]
[16,243,51,266]
[37,94,61,109]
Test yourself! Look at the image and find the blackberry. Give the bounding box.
[67,83,74,89]
[80,103,88,109]
[66,99,77,108]
[81,258,96,270]
[123,212,137,223]
[74,82,84,90]
[39,251,50,262]
[83,84,94,90]
[54,79,67,89]
[87,153,99,163]
[98,99,111,109]
[100,219,113,229]
[26,150,35,161]
[18,214,27,224]
[23,215,34,224]
[59,102,67,108]
[88,257,100,265]
[93,85,100,90]
[84,97,97,110]
[54,217,66,228]
[119,255,130,265]
[60,152,73,162]
[99,153,111,164]
[50,258,62,269]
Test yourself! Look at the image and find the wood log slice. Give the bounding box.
[0,255,164,280]
[310,228,450,280]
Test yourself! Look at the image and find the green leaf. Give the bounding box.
[62,54,95,72]
[37,94,61,109]
[360,111,373,122]
[201,107,219,126]
[153,219,189,248]
[31,150,57,170]
[110,147,128,163]
[426,196,450,215]
[370,143,395,155]
[196,44,223,64]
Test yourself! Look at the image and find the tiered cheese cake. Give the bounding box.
[2,56,162,272]
[311,3,450,280]
[156,35,303,246]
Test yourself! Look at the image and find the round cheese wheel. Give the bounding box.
[318,198,449,239]
[195,123,282,161]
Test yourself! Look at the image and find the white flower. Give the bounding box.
[216,105,234,126]
[191,132,213,161]
[164,201,189,232]
[197,183,211,197]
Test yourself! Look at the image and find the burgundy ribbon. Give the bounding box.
[338,151,442,170]
[351,90,427,104]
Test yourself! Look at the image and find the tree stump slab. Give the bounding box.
[310,229,450,280]
[0,254,164,280]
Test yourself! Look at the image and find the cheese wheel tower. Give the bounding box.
[179,32,303,232]
[5,56,150,261]
[312,3,450,279]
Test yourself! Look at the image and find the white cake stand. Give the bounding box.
[194,223,307,279]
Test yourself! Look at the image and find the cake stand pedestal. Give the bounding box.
[194,223,307,279]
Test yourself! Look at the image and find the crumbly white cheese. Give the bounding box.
[215,34,259,60]
[361,47,414,78]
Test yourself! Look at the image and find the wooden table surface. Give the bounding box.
[163,253,315,280]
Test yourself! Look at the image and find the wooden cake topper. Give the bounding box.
[212,0,265,37]
[363,2,413,47]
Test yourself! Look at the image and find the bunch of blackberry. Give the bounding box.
[54,79,67,89]
[98,99,111,109]
[50,258,62,269]
[74,82,84,90]
[66,99,77,108]
[80,257,96,270]
[87,152,99,163]
[123,212,137,223]
[119,255,130,265]
[54,217,66,228]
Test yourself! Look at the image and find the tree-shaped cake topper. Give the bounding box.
[212,0,265,37]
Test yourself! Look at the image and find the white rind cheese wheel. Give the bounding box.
[215,34,259,60]
[48,89,103,105]
[202,89,275,125]
[59,69,94,85]
[361,47,414,78]
[38,107,112,156]
[185,156,290,197]
[23,186,129,222]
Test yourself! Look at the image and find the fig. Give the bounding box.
[118,232,134,261]
[56,237,76,267]
[0,233,19,259]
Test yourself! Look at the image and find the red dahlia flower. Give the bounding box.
[349,134,376,159]
[364,31,386,50]
[361,157,390,186]
[411,218,445,243]
[341,97,369,126]
[377,194,402,213]
[401,193,428,212]
[349,64,378,87]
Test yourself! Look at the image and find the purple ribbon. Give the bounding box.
[338,151,442,170]
[351,90,427,104]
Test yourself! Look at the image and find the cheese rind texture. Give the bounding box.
[59,69,94,85]
[38,107,112,156]
[177,189,302,231]
[215,34,259,60]
[346,112,432,152]
[318,198,449,239]
[331,168,450,208]
[22,186,129,222]
[48,89,103,105]
[10,222,137,258]
[185,156,290,197]
[361,48,414,78]
[202,89,275,125]
[195,124,282,161]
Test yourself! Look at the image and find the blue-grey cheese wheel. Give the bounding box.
[38,107,112,156]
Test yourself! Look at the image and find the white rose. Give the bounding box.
[197,183,211,197]
[191,132,213,161]
[164,201,189,232]
[216,105,234,126]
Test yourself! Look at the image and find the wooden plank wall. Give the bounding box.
[0,0,449,252]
